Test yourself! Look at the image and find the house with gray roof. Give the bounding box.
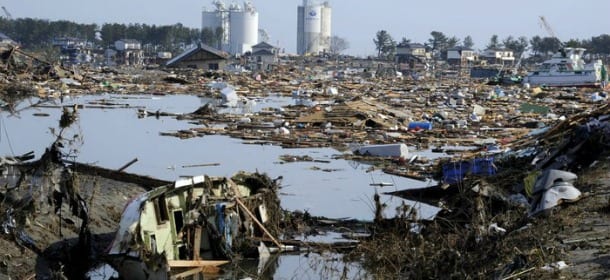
[447,46,476,66]
[395,42,429,71]
[250,42,278,71]
[166,43,228,70]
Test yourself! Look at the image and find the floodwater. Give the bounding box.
[1,93,445,278]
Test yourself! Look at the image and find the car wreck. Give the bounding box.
[106,171,283,279]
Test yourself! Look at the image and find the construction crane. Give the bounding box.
[258,29,269,43]
[539,15,565,55]
[2,6,12,20]
[538,16,557,40]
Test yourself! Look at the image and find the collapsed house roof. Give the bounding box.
[166,43,228,67]
[295,98,408,128]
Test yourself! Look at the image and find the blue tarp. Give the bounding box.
[442,157,496,184]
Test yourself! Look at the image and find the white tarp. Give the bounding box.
[531,181,581,215]
[533,169,578,194]
[355,143,409,158]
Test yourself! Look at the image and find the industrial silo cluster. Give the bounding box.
[202,0,332,55]
[202,1,259,55]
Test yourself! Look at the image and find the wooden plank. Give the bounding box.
[167,260,229,268]
[193,226,202,260]
[170,267,203,280]
[169,265,223,280]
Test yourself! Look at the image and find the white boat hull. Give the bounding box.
[523,47,606,87]
[524,72,600,87]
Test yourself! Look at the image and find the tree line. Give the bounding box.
[374,30,610,61]
[0,17,202,54]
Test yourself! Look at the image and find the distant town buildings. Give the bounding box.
[114,39,144,66]
[446,46,475,66]
[395,43,428,70]
[202,1,259,55]
[297,0,331,55]
[51,37,92,65]
[480,49,515,65]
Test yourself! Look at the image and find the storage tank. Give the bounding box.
[297,6,305,55]
[229,2,259,54]
[202,1,230,51]
[303,4,322,54]
[202,10,222,31]
[320,2,331,51]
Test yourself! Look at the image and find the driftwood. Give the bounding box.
[167,260,229,268]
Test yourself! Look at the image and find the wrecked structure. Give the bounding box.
[107,171,282,279]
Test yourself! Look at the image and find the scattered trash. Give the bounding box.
[541,260,568,271]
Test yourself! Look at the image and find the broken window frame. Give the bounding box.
[154,194,170,224]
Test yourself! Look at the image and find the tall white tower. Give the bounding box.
[229,2,259,54]
[202,1,259,54]
[202,1,229,50]
[297,0,331,55]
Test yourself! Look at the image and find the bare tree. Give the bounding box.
[330,36,350,55]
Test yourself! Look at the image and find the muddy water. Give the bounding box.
[1,94,443,278]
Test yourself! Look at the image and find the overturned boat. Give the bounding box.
[523,47,607,87]
[106,171,282,279]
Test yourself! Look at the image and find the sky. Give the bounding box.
[7,0,610,56]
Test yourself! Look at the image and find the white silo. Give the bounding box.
[229,2,259,54]
[320,2,331,51]
[297,5,305,55]
[202,9,221,31]
[297,0,330,55]
[202,1,229,50]
[303,3,322,54]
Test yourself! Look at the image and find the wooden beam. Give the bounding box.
[170,265,225,280]
[235,197,282,249]
[170,267,203,280]
[227,179,282,250]
[193,226,202,260]
[167,260,229,268]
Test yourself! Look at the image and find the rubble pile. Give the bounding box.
[357,102,610,278]
[0,45,609,278]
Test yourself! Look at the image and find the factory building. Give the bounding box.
[202,1,259,55]
[297,0,331,55]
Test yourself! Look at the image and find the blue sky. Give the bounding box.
[8,0,610,56]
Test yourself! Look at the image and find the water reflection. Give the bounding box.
[2,94,448,279]
[1,94,439,220]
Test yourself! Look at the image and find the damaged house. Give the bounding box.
[107,171,282,279]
